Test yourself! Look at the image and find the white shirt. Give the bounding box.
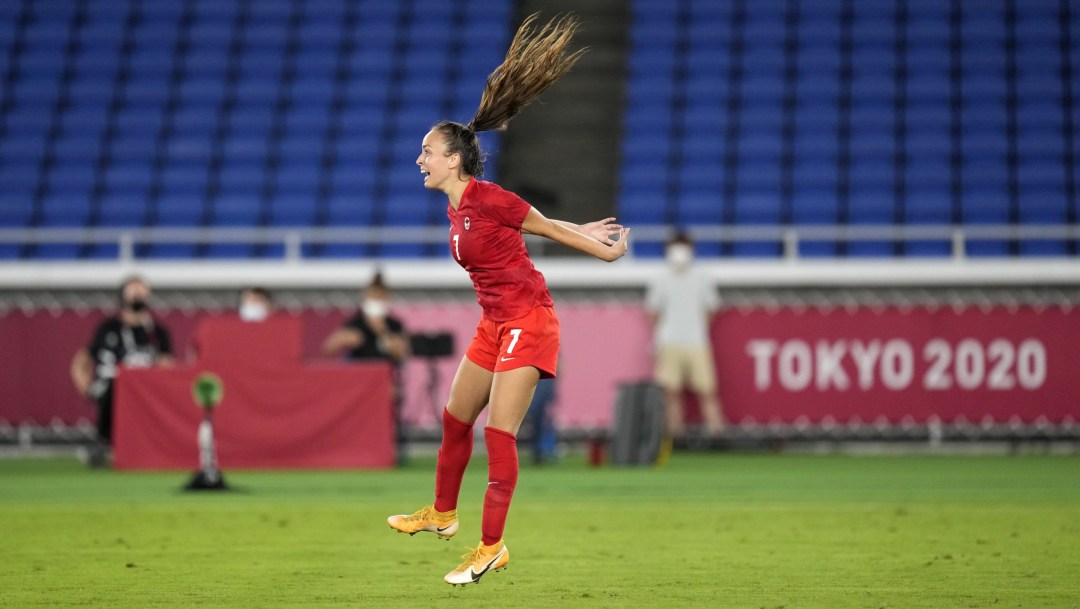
[645,268,720,347]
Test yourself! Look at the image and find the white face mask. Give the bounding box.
[666,244,693,270]
[238,303,269,322]
[362,299,389,319]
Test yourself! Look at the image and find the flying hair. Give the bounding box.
[467,13,587,133]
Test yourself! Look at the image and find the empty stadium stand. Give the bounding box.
[620,0,1079,257]
[1,0,1078,260]
[0,0,511,259]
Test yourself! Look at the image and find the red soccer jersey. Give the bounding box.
[447,179,554,322]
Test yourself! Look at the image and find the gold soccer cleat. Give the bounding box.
[444,540,509,586]
[386,506,458,540]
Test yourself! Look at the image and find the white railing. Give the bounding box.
[1,224,1079,290]
[0,224,1078,264]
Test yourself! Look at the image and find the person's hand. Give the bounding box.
[580,217,624,245]
[340,330,364,348]
[602,228,630,262]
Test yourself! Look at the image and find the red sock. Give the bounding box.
[481,426,519,546]
[434,409,473,512]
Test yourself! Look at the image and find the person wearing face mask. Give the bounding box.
[645,232,725,443]
[321,273,407,365]
[237,286,273,322]
[70,275,175,467]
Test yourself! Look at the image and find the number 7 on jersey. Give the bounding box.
[507,328,522,354]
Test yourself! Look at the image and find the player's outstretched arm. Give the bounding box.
[521,207,629,262]
[540,218,624,245]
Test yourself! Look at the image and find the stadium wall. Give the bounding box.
[3,258,1080,442]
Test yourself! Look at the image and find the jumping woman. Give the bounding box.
[386,14,629,585]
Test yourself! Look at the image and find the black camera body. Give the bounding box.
[409,332,454,358]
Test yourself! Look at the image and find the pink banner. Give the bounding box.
[713,305,1080,424]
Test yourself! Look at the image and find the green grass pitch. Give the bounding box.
[1,452,1078,608]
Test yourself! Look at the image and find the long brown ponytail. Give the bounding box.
[469,13,586,132]
[434,13,586,177]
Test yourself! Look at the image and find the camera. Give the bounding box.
[409,332,454,358]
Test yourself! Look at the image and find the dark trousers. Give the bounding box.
[95,388,114,444]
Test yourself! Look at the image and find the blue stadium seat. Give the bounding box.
[39,193,92,227]
[238,52,287,78]
[124,77,172,108]
[46,164,97,195]
[177,79,228,107]
[733,186,782,225]
[849,157,895,187]
[222,135,270,163]
[962,186,1010,224]
[283,106,332,136]
[678,161,721,197]
[218,160,265,192]
[166,134,215,163]
[98,194,148,227]
[298,20,344,50]
[799,18,842,47]
[274,160,321,194]
[793,102,839,133]
[344,76,393,108]
[849,130,896,158]
[850,74,896,102]
[329,163,378,195]
[792,158,839,190]
[962,102,1008,131]
[269,193,319,226]
[103,163,154,193]
[0,133,47,163]
[213,194,263,226]
[849,187,896,224]
[108,136,159,161]
[288,75,336,106]
[228,104,278,133]
[791,188,841,225]
[1018,190,1068,224]
[0,161,40,199]
[0,198,33,229]
[739,102,784,130]
[160,163,210,195]
[325,192,375,225]
[904,184,953,226]
[619,188,668,225]
[279,134,326,162]
[68,72,117,102]
[634,48,678,75]
[676,193,723,226]
[187,20,234,46]
[156,193,206,226]
[243,21,290,50]
[114,107,166,136]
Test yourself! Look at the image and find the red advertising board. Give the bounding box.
[112,362,395,470]
[712,305,1080,424]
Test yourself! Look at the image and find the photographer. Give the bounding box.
[321,273,407,365]
[70,276,175,467]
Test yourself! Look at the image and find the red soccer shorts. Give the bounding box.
[465,305,560,379]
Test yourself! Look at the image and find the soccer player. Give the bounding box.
[386,14,629,585]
